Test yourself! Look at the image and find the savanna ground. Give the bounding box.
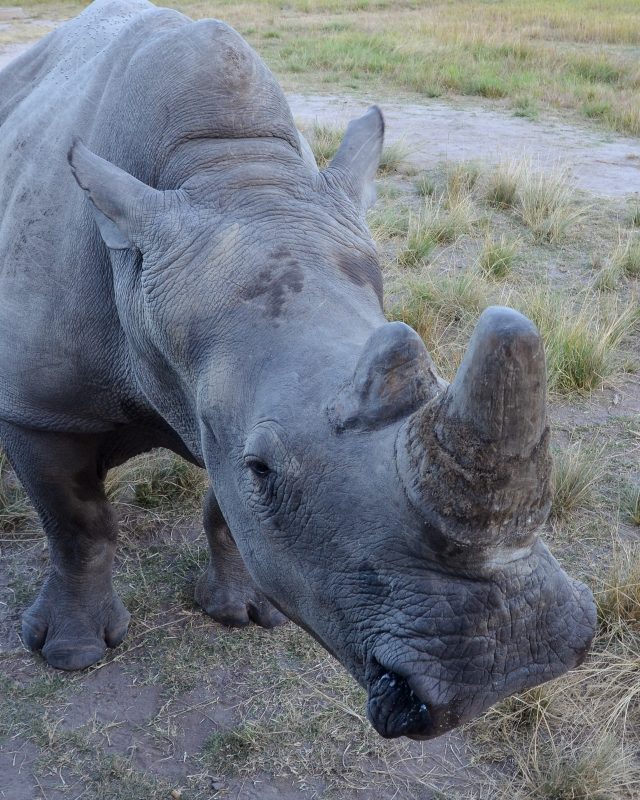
[1,1,639,798]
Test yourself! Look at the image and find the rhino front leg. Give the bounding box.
[195,487,287,628]
[1,424,130,670]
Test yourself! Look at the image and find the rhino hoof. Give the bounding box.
[195,571,287,629]
[21,588,130,670]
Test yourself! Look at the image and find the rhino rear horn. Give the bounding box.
[325,106,384,212]
[328,322,445,432]
[400,307,552,551]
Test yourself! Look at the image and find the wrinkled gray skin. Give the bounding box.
[0,0,595,739]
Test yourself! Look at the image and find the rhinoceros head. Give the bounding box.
[68,108,595,740]
[231,307,594,739]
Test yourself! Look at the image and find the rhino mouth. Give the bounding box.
[365,659,457,740]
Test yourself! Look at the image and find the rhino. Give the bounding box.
[0,0,595,740]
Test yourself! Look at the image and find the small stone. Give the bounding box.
[170,790,182,800]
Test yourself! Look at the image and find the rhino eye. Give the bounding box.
[246,457,271,478]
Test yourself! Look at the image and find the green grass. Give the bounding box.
[303,121,343,168]
[516,162,585,243]
[516,289,639,393]
[378,139,409,175]
[484,160,522,210]
[551,442,604,518]
[615,237,640,278]
[414,173,437,198]
[396,213,437,268]
[478,234,519,279]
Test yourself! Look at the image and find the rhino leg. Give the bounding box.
[1,424,130,670]
[195,487,286,628]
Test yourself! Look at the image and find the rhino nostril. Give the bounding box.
[365,659,433,739]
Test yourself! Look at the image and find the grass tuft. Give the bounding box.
[396,211,436,268]
[445,161,482,203]
[305,121,344,169]
[414,173,437,197]
[367,201,409,241]
[484,160,521,209]
[517,289,639,393]
[478,233,519,279]
[388,271,491,377]
[516,162,584,243]
[378,140,409,175]
[551,441,604,518]
[597,544,640,634]
[614,236,640,278]
[621,485,640,526]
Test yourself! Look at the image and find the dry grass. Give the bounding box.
[396,211,437,268]
[469,535,640,798]
[484,160,522,210]
[478,233,519,279]
[614,236,640,278]
[378,139,410,175]
[621,485,640,527]
[0,450,33,532]
[303,120,343,169]
[596,543,640,635]
[388,270,490,377]
[594,233,640,291]
[415,172,437,198]
[516,288,639,393]
[445,161,482,204]
[551,441,605,518]
[516,161,585,243]
[106,449,207,517]
[12,0,640,135]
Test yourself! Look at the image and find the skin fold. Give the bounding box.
[0,0,596,739]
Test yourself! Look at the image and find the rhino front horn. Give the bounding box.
[398,306,552,552]
[328,322,446,432]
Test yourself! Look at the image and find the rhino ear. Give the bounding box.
[68,138,167,251]
[328,322,446,432]
[325,106,384,212]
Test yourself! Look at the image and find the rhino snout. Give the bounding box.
[361,542,596,740]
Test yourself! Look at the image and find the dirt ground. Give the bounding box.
[1,5,639,800]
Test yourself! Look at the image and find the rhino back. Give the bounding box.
[0,0,300,432]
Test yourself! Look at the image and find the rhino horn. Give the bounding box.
[328,322,446,432]
[399,306,552,552]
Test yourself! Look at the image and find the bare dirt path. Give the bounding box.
[290,93,640,198]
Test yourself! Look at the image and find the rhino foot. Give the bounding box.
[195,567,287,629]
[22,577,130,670]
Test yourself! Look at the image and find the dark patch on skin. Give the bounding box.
[336,251,383,306]
[242,261,304,319]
